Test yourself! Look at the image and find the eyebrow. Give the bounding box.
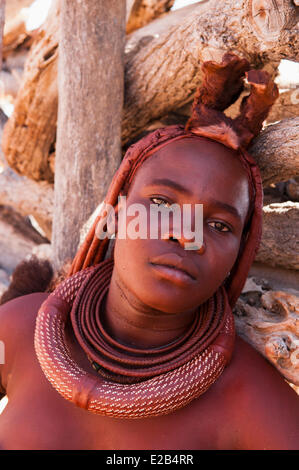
[149,178,193,196]
[208,198,242,222]
[148,178,242,222]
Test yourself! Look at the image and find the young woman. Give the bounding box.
[0,53,298,450]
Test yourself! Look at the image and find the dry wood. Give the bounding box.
[0,167,53,239]
[234,288,299,385]
[225,85,299,124]
[249,117,299,187]
[2,4,37,59]
[2,1,58,182]
[123,0,298,143]
[0,69,21,96]
[3,9,28,54]
[255,202,299,270]
[286,177,299,201]
[3,0,299,184]
[0,0,5,69]
[266,88,299,124]
[5,0,33,24]
[3,48,28,70]
[52,0,126,269]
[0,204,48,273]
[126,0,174,34]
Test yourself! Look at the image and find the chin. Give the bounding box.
[131,279,207,314]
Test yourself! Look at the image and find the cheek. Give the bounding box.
[205,233,242,280]
[113,238,148,282]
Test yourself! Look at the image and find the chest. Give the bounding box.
[0,319,234,450]
[0,371,228,450]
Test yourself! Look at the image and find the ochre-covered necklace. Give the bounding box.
[34,258,235,419]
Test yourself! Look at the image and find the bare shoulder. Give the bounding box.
[0,293,49,393]
[222,335,299,449]
[0,292,50,338]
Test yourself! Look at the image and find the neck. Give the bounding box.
[104,270,197,349]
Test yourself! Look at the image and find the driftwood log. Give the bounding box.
[2,0,58,182]
[266,88,299,124]
[0,0,5,69]
[286,177,299,201]
[0,205,48,273]
[3,0,37,59]
[249,117,299,187]
[123,0,298,143]
[234,286,299,385]
[0,167,53,239]
[225,87,299,124]
[5,0,33,24]
[2,0,299,183]
[126,0,175,34]
[255,202,299,270]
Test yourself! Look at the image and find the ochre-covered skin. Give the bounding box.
[0,54,298,449]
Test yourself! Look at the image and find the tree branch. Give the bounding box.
[0,167,53,239]
[255,202,299,270]
[249,117,299,187]
[126,0,175,34]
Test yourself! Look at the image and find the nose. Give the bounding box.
[162,231,206,254]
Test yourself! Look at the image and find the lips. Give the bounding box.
[150,253,198,281]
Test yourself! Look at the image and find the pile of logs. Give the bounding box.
[235,281,299,387]
[0,0,298,385]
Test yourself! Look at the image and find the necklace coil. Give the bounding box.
[34,259,235,418]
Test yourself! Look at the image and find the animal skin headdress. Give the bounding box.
[67,53,278,308]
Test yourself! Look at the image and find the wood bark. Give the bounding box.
[286,177,299,201]
[0,69,21,96]
[3,9,28,55]
[3,1,37,59]
[234,288,299,385]
[249,117,299,187]
[126,0,175,34]
[52,0,126,269]
[0,167,53,239]
[1,1,58,182]
[123,0,299,143]
[0,204,48,273]
[0,0,5,70]
[225,86,299,124]
[2,0,299,183]
[255,202,299,270]
[266,88,299,124]
[5,0,33,24]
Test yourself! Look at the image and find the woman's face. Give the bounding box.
[112,137,250,314]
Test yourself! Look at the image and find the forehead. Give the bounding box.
[128,137,249,214]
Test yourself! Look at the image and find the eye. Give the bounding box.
[150,197,172,208]
[208,221,231,233]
